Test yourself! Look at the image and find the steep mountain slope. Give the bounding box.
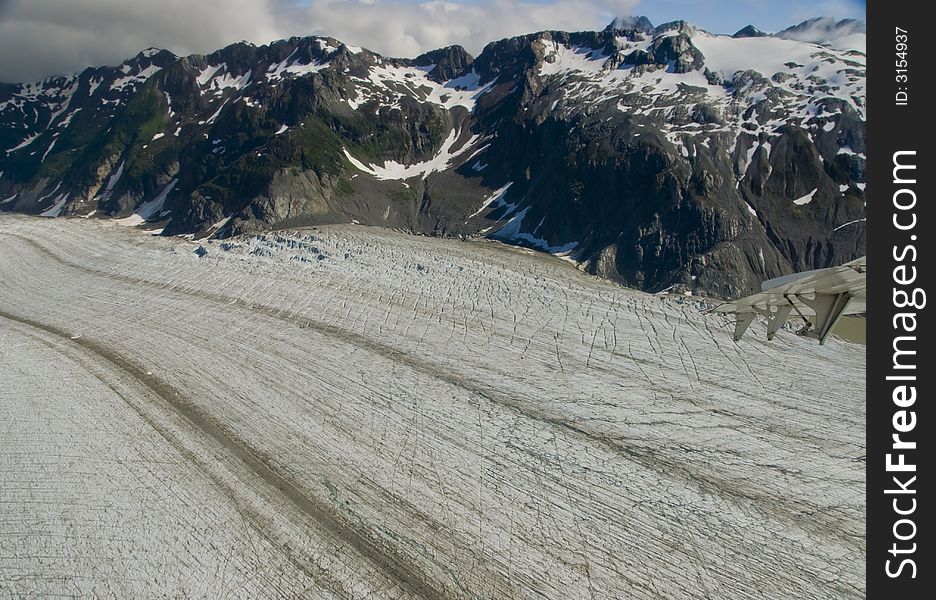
[0,17,865,297]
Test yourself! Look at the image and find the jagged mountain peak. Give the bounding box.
[412,45,474,83]
[604,15,654,33]
[733,25,767,38]
[651,20,699,36]
[117,48,178,71]
[137,47,174,59]
[413,45,473,67]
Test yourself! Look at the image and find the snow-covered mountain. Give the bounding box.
[0,17,865,297]
[775,17,866,52]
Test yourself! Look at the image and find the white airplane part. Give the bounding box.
[713,256,866,344]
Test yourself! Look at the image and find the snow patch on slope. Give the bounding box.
[115,179,178,227]
[344,129,482,180]
[538,40,610,77]
[349,64,493,112]
[266,50,330,81]
[793,188,818,205]
[111,65,162,93]
[39,193,69,217]
[468,182,513,219]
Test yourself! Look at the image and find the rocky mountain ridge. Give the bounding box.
[0,17,866,297]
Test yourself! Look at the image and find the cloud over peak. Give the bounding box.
[0,0,637,83]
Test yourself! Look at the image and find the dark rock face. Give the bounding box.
[733,25,767,38]
[413,46,473,83]
[605,16,655,33]
[650,34,705,73]
[0,18,866,297]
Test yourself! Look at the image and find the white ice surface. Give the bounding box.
[0,216,865,599]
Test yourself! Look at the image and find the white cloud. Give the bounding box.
[0,0,282,82]
[0,0,638,83]
[286,0,639,57]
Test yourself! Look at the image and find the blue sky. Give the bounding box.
[617,0,865,34]
[273,0,867,35]
[0,0,867,82]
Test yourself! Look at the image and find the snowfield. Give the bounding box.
[0,215,865,599]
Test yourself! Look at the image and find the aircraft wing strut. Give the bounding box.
[712,256,866,344]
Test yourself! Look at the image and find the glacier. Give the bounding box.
[0,214,865,599]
